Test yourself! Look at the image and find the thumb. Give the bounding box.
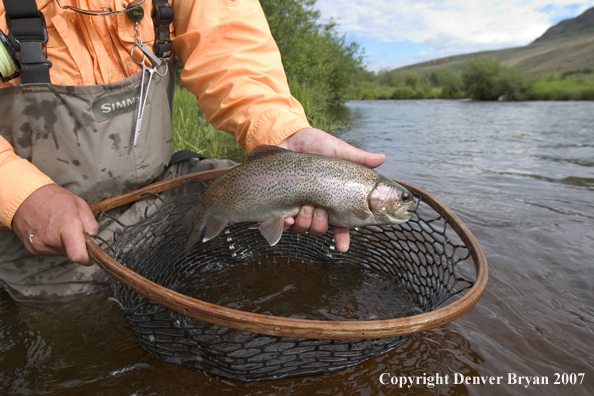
[333,141,386,169]
[278,128,385,168]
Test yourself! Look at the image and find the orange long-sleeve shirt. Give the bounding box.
[0,0,310,228]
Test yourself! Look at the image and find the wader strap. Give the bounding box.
[169,150,208,166]
[2,0,51,84]
[152,0,173,58]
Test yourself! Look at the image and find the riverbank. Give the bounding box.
[346,78,594,101]
[346,58,594,101]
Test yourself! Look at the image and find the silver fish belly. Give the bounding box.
[184,145,415,254]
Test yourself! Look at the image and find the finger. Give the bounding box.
[16,227,61,256]
[308,208,329,237]
[20,232,47,256]
[78,200,99,235]
[60,221,94,266]
[291,205,314,234]
[332,226,350,252]
[283,217,294,232]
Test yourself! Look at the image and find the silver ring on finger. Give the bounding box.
[29,234,34,244]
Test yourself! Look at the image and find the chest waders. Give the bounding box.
[0,0,226,303]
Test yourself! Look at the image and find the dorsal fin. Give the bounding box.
[246,145,289,162]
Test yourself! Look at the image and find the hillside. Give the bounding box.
[534,7,594,42]
[397,7,594,75]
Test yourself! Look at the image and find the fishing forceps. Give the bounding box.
[131,38,168,146]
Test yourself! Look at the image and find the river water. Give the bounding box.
[1,100,593,395]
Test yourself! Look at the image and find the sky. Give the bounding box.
[313,1,594,71]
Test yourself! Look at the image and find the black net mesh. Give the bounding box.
[97,181,475,382]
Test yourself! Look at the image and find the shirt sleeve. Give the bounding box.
[0,137,55,228]
[171,0,311,153]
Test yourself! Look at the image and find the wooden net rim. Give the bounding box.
[84,167,488,340]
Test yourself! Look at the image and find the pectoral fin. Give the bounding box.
[202,217,228,242]
[184,230,201,256]
[353,207,372,220]
[183,206,203,256]
[253,217,285,246]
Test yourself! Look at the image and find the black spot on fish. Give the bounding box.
[57,158,70,164]
[72,160,81,166]
[101,168,106,172]
[108,171,113,178]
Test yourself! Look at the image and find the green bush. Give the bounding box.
[582,87,594,100]
[347,57,594,102]
[376,70,424,89]
[429,68,464,98]
[391,86,415,99]
[529,79,594,100]
[288,79,344,130]
[461,57,501,100]
[344,81,395,100]
[461,57,533,100]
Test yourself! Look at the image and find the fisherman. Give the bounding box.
[0,0,385,303]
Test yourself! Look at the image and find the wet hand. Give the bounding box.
[11,185,99,266]
[278,128,386,252]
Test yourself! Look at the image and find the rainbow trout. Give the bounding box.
[184,145,415,254]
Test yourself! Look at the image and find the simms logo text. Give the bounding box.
[92,89,148,123]
[100,95,139,114]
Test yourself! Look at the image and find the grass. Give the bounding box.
[288,79,346,132]
[346,82,445,100]
[345,81,397,100]
[529,78,594,100]
[171,86,246,162]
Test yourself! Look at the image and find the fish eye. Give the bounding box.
[401,191,411,202]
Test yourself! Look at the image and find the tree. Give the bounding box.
[461,57,532,100]
[260,0,364,107]
[429,68,463,98]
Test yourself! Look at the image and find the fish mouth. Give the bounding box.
[397,199,416,218]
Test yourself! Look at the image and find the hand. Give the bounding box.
[278,128,385,252]
[11,184,99,266]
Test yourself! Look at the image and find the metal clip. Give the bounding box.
[134,37,162,67]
